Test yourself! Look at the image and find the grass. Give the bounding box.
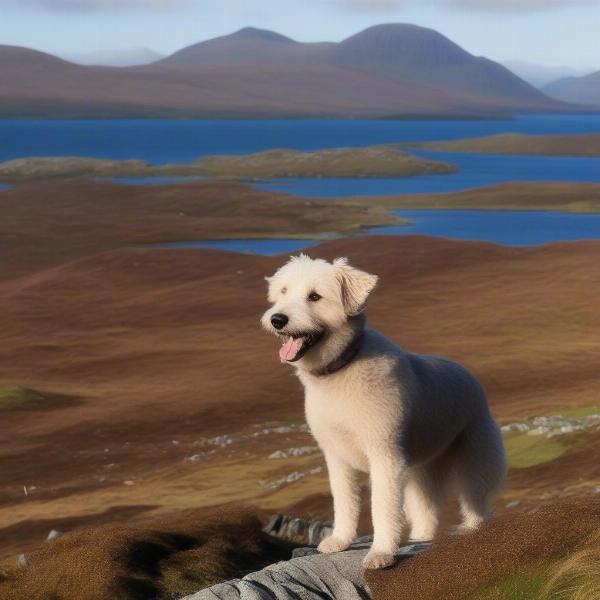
[0,385,79,412]
[468,567,549,600]
[0,385,46,411]
[551,406,600,420]
[504,432,566,469]
[472,531,600,600]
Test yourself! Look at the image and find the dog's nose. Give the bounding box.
[271,313,288,330]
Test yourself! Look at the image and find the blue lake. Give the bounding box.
[4,116,600,247]
[2,115,600,196]
[154,238,323,256]
[152,209,600,255]
[105,176,207,186]
[2,115,600,164]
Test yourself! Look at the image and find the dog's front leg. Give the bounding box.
[364,454,407,569]
[318,453,360,554]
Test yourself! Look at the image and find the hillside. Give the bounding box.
[323,24,549,103]
[0,25,572,118]
[544,69,600,107]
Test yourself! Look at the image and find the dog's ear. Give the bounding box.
[334,258,378,316]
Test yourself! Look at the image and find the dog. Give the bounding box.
[261,254,506,570]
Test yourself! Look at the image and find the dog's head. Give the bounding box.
[261,255,378,369]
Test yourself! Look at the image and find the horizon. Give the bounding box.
[1,1,599,70]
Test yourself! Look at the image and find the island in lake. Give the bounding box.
[412,132,600,156]
[0,146,456,182]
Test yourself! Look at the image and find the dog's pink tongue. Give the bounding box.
[279,337,303,361]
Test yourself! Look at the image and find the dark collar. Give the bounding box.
[311,331,364,377]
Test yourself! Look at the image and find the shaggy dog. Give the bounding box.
[261,255,506,569]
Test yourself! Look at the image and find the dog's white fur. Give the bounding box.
[261,255,506,569]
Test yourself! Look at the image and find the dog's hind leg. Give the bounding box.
[404,463,446,542]
[451,414,506,532]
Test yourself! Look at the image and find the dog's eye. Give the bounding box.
[281,287,287,295]
[308,292,322,302]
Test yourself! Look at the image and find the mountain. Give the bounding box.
[0,45,74,71]
[159,27,319,66]
[502,60,590,89]
[0,26,575,119]
[543,70,600,107]
[323,24,549,103]
[64,47,164,67]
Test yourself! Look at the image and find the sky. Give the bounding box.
[0,0,599,69]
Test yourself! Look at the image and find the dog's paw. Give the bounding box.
[318,535,352,554]
[363,550,396,570]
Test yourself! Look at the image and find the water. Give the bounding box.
[4,116,600,248]
[152,209,600,255]
[154,238,322,256]
[2,115,600,164]
[2,115,600,196]
[374,209,600,246]
[106,176,207,186]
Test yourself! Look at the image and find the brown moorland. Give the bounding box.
[366,497,600,600]
[0,508,296,600]
[0,179,399,281]
[1,180,599,597]
[356,181,600,213]
[0,233,598,558]
[413,132,600,156]
[4,179,600,283]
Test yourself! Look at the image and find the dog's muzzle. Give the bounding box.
[279,330,324,362]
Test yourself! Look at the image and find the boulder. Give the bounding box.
[183,537,431,600]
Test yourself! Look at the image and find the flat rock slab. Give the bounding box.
[184,537,430,600]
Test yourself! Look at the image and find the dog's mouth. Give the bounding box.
[278,331,324,362]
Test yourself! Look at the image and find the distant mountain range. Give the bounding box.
[501,60,593,89]
[543,70,600,107]
[62,47,164,67]
[0,24,587,119]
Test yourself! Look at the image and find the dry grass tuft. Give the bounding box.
[541,529,600,600]
[0,508,295,600]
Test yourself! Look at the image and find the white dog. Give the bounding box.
[261,255,506,570]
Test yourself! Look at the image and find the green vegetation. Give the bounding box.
[0,385,46,411]
[504,432,566,469]
[411,133,600,157]
[0,385,78,411]
[469,567,549,600]
[551,405,600,420]
[353,181,600,214]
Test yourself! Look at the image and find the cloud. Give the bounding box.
[1,0,190,11]
[341,0,597,12]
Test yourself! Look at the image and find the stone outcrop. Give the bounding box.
[183,536,431,600]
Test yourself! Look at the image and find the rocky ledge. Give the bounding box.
[183,536,430,600]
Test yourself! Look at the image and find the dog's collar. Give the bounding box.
[311,331,364,377]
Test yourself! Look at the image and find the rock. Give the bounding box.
[182,537,430,600]
[46,529,63,541]
[268,450,287,459]
[263,514,333,545]
[17,554,29,569]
